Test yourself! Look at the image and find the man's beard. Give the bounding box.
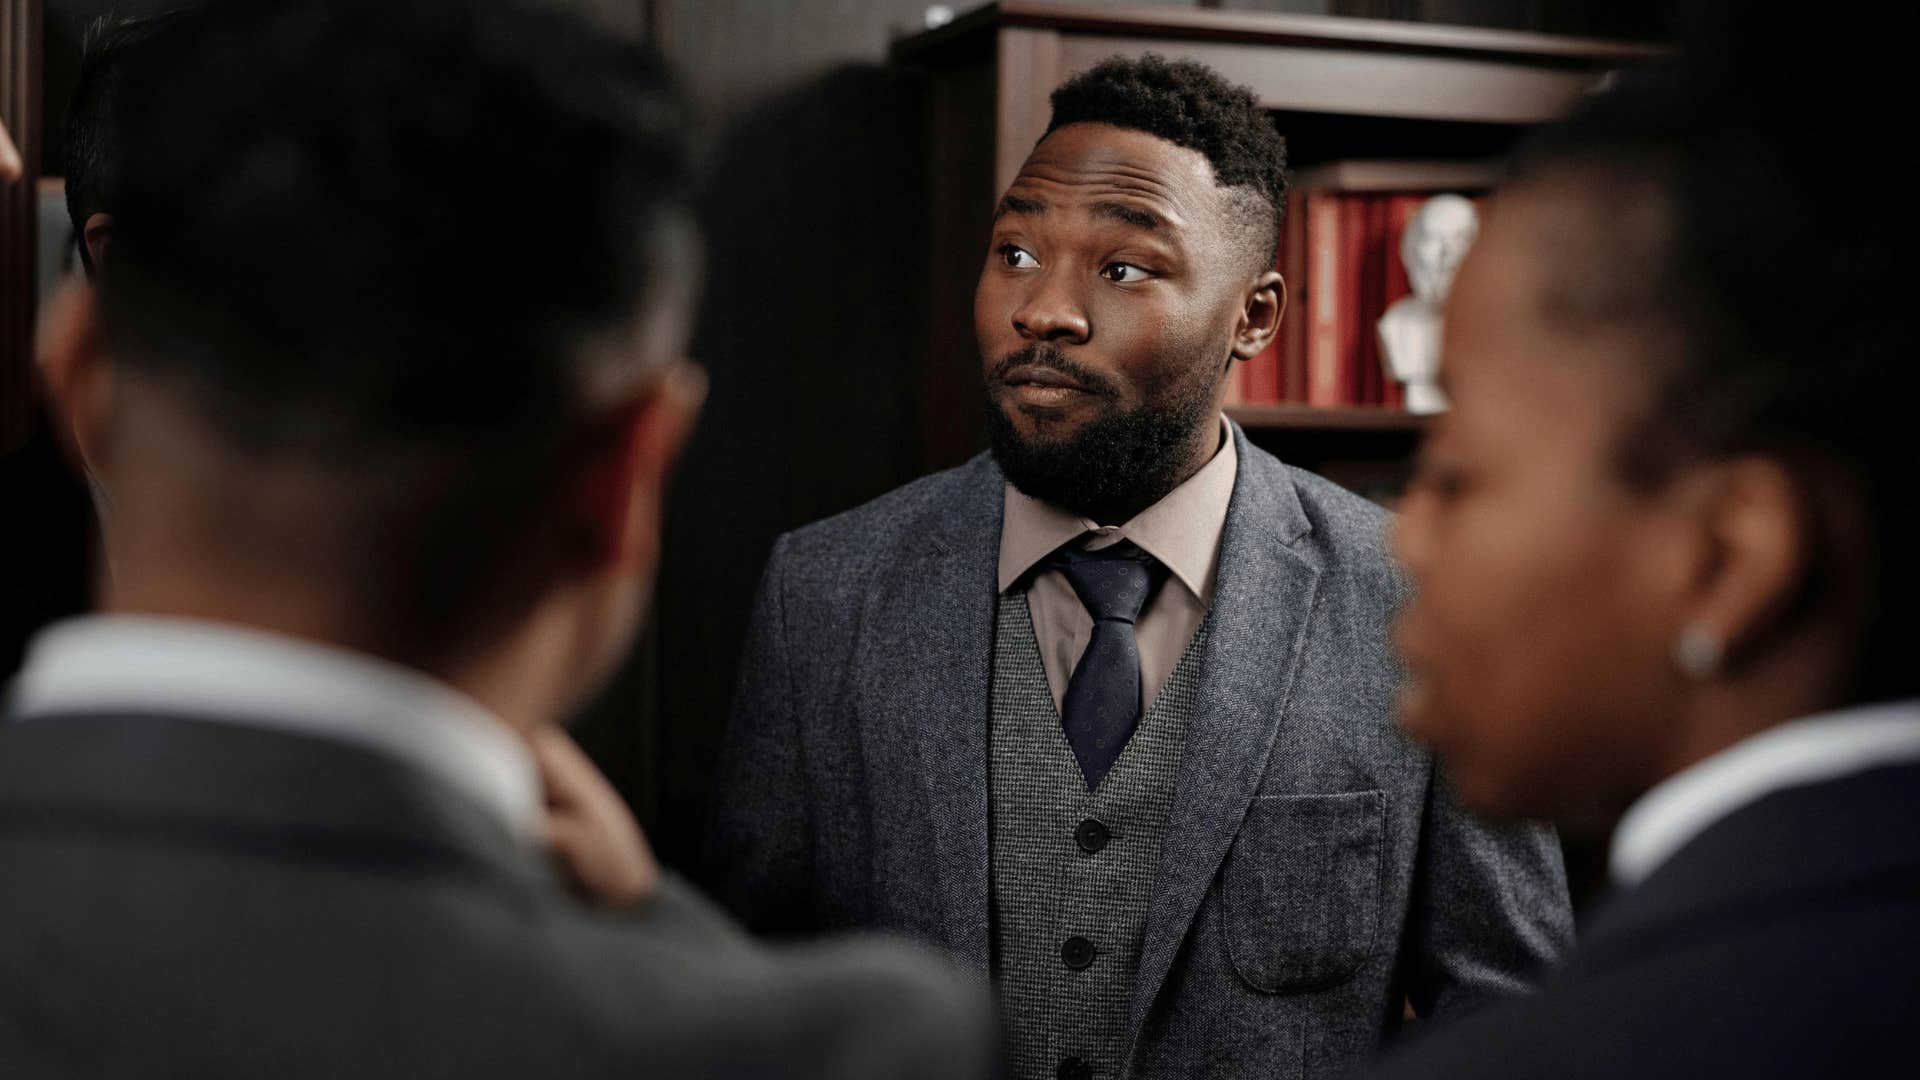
[985,345,1219,524]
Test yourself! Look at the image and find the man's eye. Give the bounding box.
[1102,262,1148,283]
[999,244,1037,269]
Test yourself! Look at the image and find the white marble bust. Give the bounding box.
[1378,194,1479,414]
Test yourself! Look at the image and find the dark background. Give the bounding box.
[13,0,1676,880]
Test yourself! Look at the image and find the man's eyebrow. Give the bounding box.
[1090,202,1163,231]
[995,194,1047,220]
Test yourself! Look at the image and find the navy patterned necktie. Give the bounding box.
[1047,542,1169,790]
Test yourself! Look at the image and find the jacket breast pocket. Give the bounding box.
[1218,789,1386,994]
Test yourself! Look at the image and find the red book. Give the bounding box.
[1281,189,1312,402]
[1378,194,1425,410]
[1356,195,1392,406]
[1305,191,1347,407]
[1336,194,1370,406]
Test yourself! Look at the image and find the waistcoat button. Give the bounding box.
[1057,1056,1093,1080]
[1074,818,1111,853]
[1061,935,1096,970]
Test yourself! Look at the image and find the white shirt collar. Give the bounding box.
[1609,699,1920,887]
[6,615,542,845]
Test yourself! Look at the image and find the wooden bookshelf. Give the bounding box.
[1,0,40,455]
[893,2,1664,484]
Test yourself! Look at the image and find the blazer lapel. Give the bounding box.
[1129,426,1320,1038]
[849,454,1004,973]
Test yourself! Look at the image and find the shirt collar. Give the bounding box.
[1609,698,1920,888]
[6,615,543,846]
[998,414,1238,604]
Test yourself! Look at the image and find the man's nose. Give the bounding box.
[1011,269,1090,344]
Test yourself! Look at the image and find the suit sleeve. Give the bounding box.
[1401,766,1574,1019]
[701,533,819,934]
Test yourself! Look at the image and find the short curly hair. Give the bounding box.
[1046,54,1287,270]
[63,11,188,276]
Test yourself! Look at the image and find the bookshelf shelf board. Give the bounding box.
[1228,404,1433,432]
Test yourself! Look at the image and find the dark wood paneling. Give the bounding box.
[1,0,89,685]
[650,55,937,866]
[2,0,38,454]
[923,44,996,469]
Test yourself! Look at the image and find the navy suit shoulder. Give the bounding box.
[1362,762,1920,1080]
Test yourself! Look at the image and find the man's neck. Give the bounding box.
[99,561,569,736]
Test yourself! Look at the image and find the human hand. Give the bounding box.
[531,728,660,908]
[0,116,21,183]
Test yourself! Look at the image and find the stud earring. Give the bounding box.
[1673,625,1723,680]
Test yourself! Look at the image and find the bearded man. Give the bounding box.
[706,55,1572,1080]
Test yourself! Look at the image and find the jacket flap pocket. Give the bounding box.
[1218,789,1386,994]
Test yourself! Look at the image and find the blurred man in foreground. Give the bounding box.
[0,2,987,1076]
[1370,18,1917,1080]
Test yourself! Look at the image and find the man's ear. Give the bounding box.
[577,360,708,578]
[36,277,112,479]
[1232,269,1285,361]
[1672,456,1811,672]
[83,212,114,273]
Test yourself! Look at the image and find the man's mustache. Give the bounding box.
[988,345,1119,398]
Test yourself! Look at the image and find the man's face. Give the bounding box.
[975,122,1257,520]
[1390,187,1691,825]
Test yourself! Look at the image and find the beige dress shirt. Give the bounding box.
[997,415,1238,714]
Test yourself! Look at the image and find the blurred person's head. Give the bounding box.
[36,0,704,730]
[1391,49,1911,827]
[978,55,1286,523]
[62,10,185,276]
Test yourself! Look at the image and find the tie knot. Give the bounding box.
[1047,542,1165,625]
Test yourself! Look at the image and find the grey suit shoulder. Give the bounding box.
[774,438,1401,630]
[0,712,991,1080]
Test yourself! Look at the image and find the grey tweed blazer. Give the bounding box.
[706,424,1573,1079]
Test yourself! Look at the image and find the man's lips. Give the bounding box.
[1000,363,1092,393]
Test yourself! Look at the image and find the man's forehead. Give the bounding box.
[1007,123,1218,223]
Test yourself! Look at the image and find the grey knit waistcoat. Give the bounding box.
[989,590,1207,1080]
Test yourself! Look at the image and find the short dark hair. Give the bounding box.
[62,11,184,276]
[1509,41,1913,701]
[99,0,693,639]
[1045,54,1287,270]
